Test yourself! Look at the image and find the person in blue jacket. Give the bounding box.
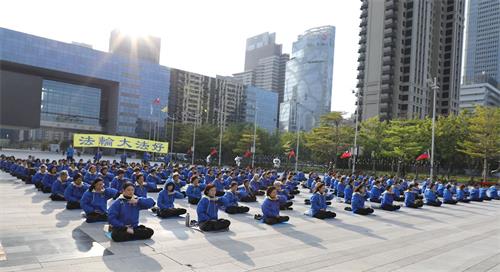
[424,183,442,207]
[32,164,47,189]
[381,185,401,211]
[369,180,383,203]
[345,184,374,215]
[120,152,127,164]
[108,182,156,242]
[142,152,151,164]
[344,180,354,204]
[249,174,265,196]
[169,172,187,195]
[237,179,257,202]
[64,173,88,209]
[111,169,127,193]
[443,184,458,204]
[41,166,58,193]
[100,166,114,188]
[436,182,445,197]
[66,145,75,161]
[186,176,205,204]
[487,185,499,200]
[309,183,336,219]
[221,182,250,214]
[469,184,482,202]
[50,170,71,201]
[456,184,471,203]
[273,181,294,210]
[479,184,492,201]
[196,184,231,231]
[81,178,119,223]
[404,184,424,208]
[211,172,226,197]
[84,165,99,185]
[134,174,149,198]
[260,186,290,225]
[156,181,187,218]
[94,150,102,163]
[336,177,346,198]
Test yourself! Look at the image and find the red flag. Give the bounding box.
[210,147,217,156]
[244,150,252,158]
[340,151,352,159]
[152,97,160,105]
[288,150,296,159]
[416,153,429,161]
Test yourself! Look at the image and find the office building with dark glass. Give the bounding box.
[0,27,170,142]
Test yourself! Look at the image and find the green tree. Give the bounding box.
[358,116,389,162]
[382,120,423,176]
[459,106,500,181]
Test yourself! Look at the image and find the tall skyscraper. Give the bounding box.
[279,26,335,132]
[463,0,500,86]
[233,32,289,105]
[357,0,465,121]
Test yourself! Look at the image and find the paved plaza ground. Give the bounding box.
[0,150,499,272]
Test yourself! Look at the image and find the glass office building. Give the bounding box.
[279,26,335,132]
[0,27,170,140]
[244,86,278,133]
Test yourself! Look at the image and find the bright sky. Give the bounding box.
[0,0,360,114]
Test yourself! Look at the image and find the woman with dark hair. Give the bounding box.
[404,184,424,208]
[443,184,458,204]
[108,182,156,242]
[41,166,58,193]
[64,173,88,209]
[134,174,149,198]
[237,179,257,202]
[424,183,442,207]
[221,182,250,214]
[309,183,336,219]
[156,181,187,218]
[261,186,290,225]
[50,170,71,201]
[345,184,374,215]
[212,172,226,197]
[186,176,205,204]
[196,184,231,231]
[81,178,119,223]
[456,184,471,203]
[381,185,401,211]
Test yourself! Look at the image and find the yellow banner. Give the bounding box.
[73,134,169,153]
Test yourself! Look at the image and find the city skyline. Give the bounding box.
[0,0,361,114]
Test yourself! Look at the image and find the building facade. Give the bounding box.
[0,27,170,142]
[460,83,500,111]
[463,0,500,87]
[279,26,335,132]
[244,86,278,133]
[356,0,465,121]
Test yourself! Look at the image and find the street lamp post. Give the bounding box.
[295,103,300,172]
[251,105,258,168]
[184,111,202,166]
[429,77,438,183]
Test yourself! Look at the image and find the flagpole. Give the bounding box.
[352,89,360,174]
[251,104,257,169]
[430,77,438,183]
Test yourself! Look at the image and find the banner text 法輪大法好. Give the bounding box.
[73,134,168,153]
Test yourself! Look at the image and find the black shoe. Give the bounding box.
[254,214,263,220]
[326,201,332,205]
[151,207,158,213]
[286,207,293,210]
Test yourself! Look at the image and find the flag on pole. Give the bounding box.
[288,149,296,159]
[244,150,252,158]
[210,147,217,156]
[340,151,352,159]
[161,106,168,113]
[416,153,430,161]
[153,97,160,105]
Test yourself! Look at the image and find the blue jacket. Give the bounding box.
[186,184,205,199]
[42,173,58,189]
[196,196,220,223]
[51,178,71,196]
[101,173,114,188]
[369,186,382,201]
[64,182,89,203]
[31,171,46,184]
[344,185,353,203]
[83,172,99,185]
[457,189,467,200]
[488,186,498,199]
[157,183,184,210]
[404,191,416,206]
[212,178,225,193]
[237,185,252,199]
[134,185,148,198]
[424,189,438,203]
[111,176,127,192]
[80,188,118,214]
[351,192,365,212]
[381,192,394,206]
[437,184,445,197]
[261,197,280,219]
[222,191,239,208]
[479,188,489,199]
[310,193,327,216]
[250,179,261,192]
[336,182,345,196]
[443,188,454,202]
[146,174,162,185]
[108,196,155,228]
[470,188,480,200]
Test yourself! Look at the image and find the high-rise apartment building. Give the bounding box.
[357,0,465,121]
